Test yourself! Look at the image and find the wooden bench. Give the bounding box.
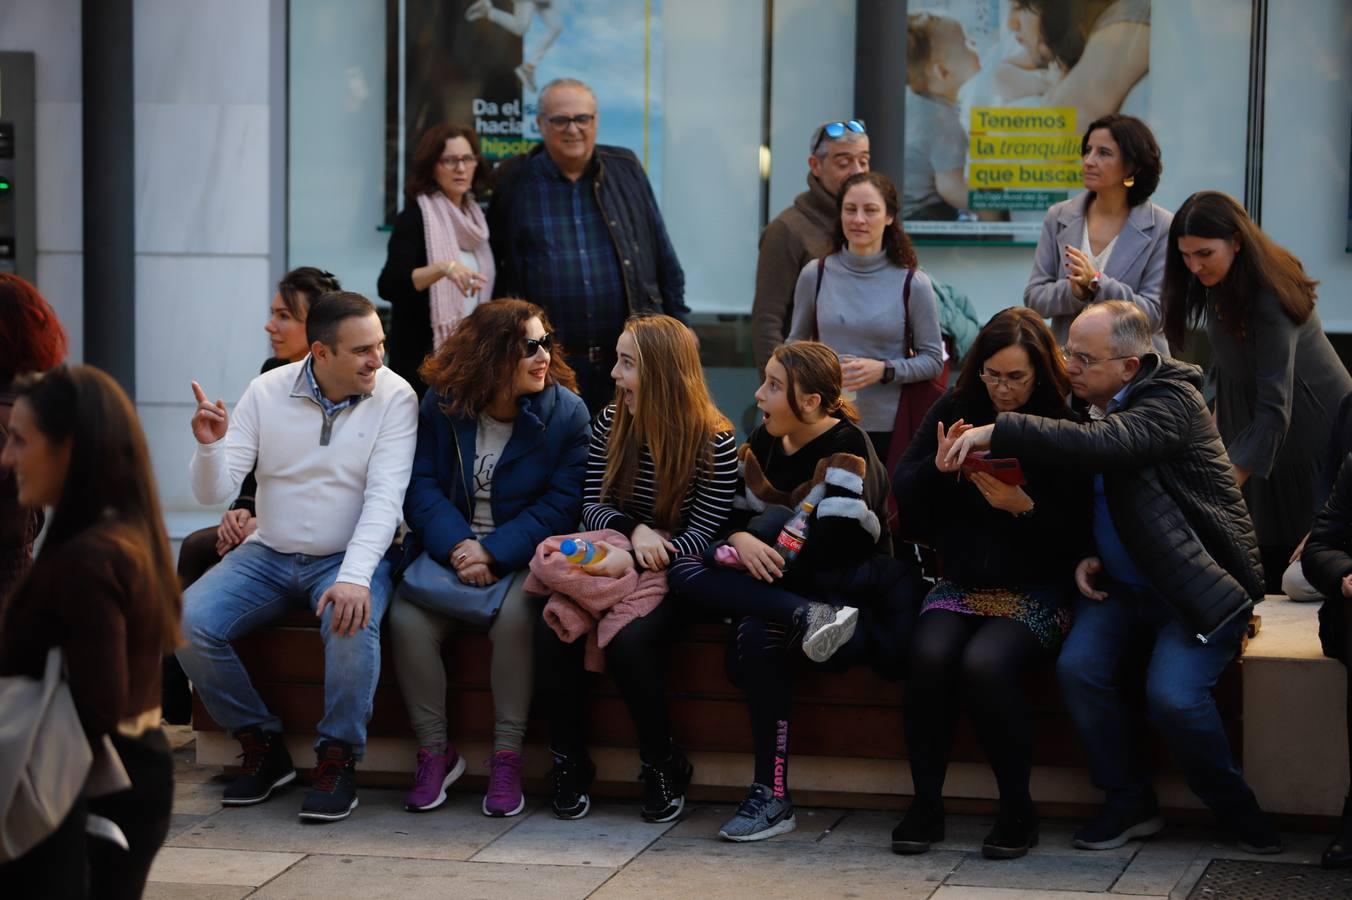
[191,609,1246,814]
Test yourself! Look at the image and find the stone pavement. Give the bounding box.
[147,729,1331,899]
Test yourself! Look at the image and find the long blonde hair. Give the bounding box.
[601,316,731,529]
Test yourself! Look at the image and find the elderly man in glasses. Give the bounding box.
[943,300,1280,855]
[488,77,687,413]
[751,119,870,376]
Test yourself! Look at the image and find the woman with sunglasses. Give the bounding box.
[788,171,944,468]
[379,123,495,397]
[391,299,590,818]
[892,307,1091,860]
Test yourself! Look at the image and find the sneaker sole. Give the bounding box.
[891,838,936,855]
[553,793,592,820]
[299,796,359,823]
[1074,815,1164,850]
[720,813,797,842]
[982,832,1039,860]
[642,794,686,823]
[406,755,468,813]
[221,769,297,806]
[483,793,527,817]
[1238,840,1284,855]
[803,607,859,663]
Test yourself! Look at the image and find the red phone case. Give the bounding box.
[960,450,1027,486]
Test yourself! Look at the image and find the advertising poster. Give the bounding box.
[404,0,664,192]
[903,0,1151,242]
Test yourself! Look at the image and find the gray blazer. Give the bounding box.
[1024,193,1173,356]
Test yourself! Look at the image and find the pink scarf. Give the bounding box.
[417,191,496,349]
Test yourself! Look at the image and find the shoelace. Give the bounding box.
[312,756,348,793]
[734,791,770,819]
[236,735,268,774]
[413,750,441,786]
[487,754,522,796]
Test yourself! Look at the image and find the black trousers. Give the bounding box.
[163,525,225,723]
[1320,594,1352,789]
[1,729,174,900]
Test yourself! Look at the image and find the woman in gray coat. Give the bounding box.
[1024,115,1171,355]
[1164,190,1352,591]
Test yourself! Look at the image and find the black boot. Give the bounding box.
[221,727,296,806]
[892,796,945,855]
[983,799,1039,860]
[1323,796,1352,869]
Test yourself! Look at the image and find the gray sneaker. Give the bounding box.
[799,603,859,663]
[719,783,797,842]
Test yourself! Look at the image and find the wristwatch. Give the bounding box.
[880,361,896,384]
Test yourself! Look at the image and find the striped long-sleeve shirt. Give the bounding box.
[581,405,738,558]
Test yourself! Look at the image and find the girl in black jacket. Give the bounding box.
[892,307,1091,860]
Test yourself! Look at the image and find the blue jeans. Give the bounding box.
[1056,582,1257,816]
[176,541,393,758]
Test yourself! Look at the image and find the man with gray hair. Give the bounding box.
[945,301,1280,854]
[751,119,870,374]
[489,77,687,412]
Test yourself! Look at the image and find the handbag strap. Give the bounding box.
[901,267,917,358]
[811,256,826,342]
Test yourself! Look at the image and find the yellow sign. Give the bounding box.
[969,135,1080,161]
[969,163,1083,190]
[970,107,1077,134]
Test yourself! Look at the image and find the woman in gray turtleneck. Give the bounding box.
[788,171,944,465]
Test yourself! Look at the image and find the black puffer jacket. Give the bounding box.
[1303,452,1352,600]
[991,354,1265,641]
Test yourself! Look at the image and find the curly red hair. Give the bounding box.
[418,299,579,416]
[0,274,68,383]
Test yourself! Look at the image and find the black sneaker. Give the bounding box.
[639,747,693,823]
[1073,799,1164,850]
[1323,797,1352,868]
[1229,805,1283,855]
[892,797,945,855]
[299,740,359,822]
[982,801,1039,860]
[221,727,296,806]
[548,749,596,820]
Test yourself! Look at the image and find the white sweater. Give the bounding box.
[190,360,419,588]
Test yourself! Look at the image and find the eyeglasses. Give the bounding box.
[438,155,477,170]
[523,333,555,357]
[543,114,595,132]
[978,370,1032,389]
[812,119,867,153]
[1061,347,1133,368]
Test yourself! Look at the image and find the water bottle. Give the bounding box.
[560,538,607,567]
[773,502,814,570]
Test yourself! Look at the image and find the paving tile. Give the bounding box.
[934,888,1156,899]
[142,883,254,900]
[827,812,1141,860]
[147,846,304,886]
[664,802,846,842]
[1111,829,1206,895]
[1167,858,1213,900]
[174,781,227,815]
[471,804,674,867]
[1189,830,1326,866]
[252,854,612,899]
[592,836,960,899]
[166,813,209,840]
[170,789,520,861]
[947,850,1131,892]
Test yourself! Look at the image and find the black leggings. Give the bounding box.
[667,557,811,625]
[905,609,1047,807]
[534,596,682,764]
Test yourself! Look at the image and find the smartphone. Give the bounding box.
[960,450,1027,486]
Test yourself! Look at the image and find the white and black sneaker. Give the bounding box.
[549,750,596,820]
[298,740,359,823]
[221,727,296,806]
[719,783,797,842]
[639,747,693,823]
[798,602,859,663]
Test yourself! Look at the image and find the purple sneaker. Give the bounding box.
[404,745,466,812]
[483,749,526,817]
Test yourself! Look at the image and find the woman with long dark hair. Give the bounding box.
[1163,190,1352,590]
[0,273,68,592]
[379,123,496,396]
[892,308,1091,859]
[392,298,589,818]
[788,171,944,469]
[0,366,181,898]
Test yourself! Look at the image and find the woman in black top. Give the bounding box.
[892,307,1091,859]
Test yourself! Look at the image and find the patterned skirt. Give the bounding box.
[920,579,1073,651]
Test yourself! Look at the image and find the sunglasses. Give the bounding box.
[523,333,555,357]
[813,119,867,153]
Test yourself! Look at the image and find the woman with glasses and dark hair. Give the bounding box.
[391,298,590,819]
[892,307,1091,860]
[788,170,944,468]
[1025,114,1171,356]
[1163,190,1352,591]
[0,365,182,898]
[379,123,495,397]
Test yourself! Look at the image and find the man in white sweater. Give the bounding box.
[177,292,418,823]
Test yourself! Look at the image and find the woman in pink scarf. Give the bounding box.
[378,123,497,396]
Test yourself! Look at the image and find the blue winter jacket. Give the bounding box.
[400,382,591,576]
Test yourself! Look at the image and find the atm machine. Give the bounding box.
[0,53,36,281]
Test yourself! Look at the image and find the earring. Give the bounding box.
[1123,175,1136,188]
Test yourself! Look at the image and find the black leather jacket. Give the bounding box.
[991,354,1265,641]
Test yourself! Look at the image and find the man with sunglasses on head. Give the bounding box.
[488,77,687,413]
[943,301,1280,856]
[751,119,869,375]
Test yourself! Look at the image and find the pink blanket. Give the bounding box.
[527,529,669,673]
